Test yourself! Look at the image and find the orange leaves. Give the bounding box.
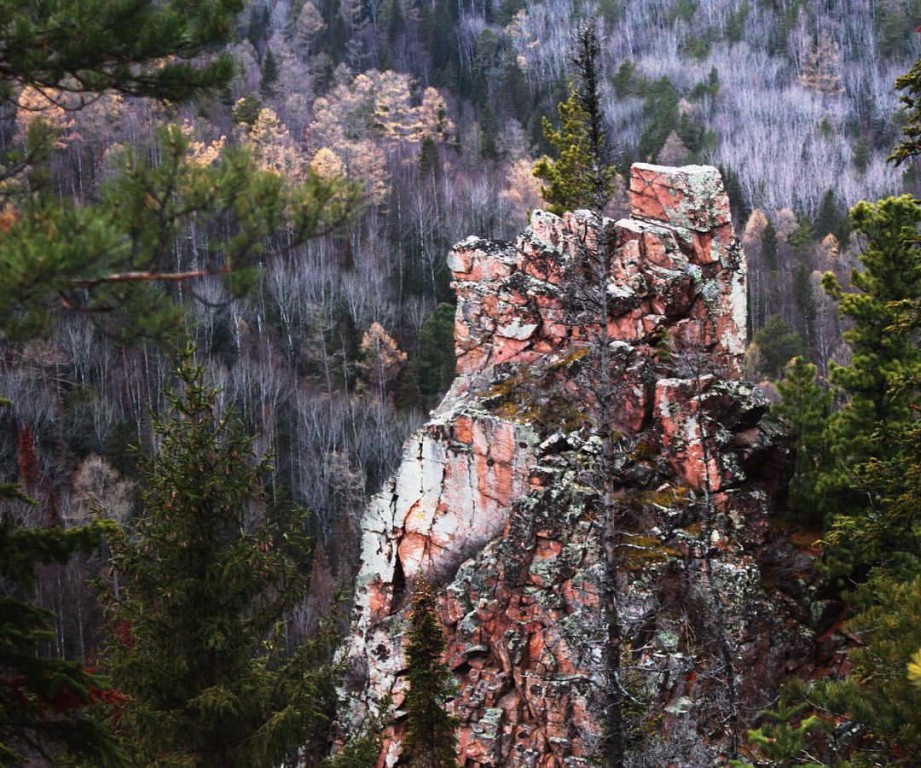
[0,203,19,233]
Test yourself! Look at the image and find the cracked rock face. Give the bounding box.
[339,164,806,767]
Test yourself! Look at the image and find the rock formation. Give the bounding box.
[340,164,810,766]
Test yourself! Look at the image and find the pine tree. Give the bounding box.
[533,21,617,215]
[819,194,921,551]
[100,354,335,768]
[812,570,921,765]
[890,54,921,165]
[0,0,241,112]
[730,684,826,768]
[402,576,457,768]
[0,1,356,341]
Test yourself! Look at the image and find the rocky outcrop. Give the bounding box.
[340,164,807,766]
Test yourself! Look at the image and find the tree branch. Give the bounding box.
[67,266,232,289]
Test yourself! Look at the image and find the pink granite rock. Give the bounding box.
[338,165,806,767]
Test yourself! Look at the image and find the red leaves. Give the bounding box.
[1,670,124,720]
[16,424,39,492]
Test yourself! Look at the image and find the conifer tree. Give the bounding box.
[819,194,921,547]
[402,576,457,768]
[414,303,457,404]
[775,357,832,524]
[0,1,356,341]
[0,503,124,766]
[100,354,335,768]
[533,21,617,215]
[750,316,804,380]
[890,54,921,166]
[0,0,242,113]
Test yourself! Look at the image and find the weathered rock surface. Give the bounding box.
[340,164,808,766]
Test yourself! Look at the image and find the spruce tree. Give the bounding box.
[100,354,335,768]
[533,21,617,215]
[750,316,804,380]
[402,576,457,768]
[0,504,124,766]
[775,357,832,524]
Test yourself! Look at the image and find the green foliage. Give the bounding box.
[725,0,750,44]
[891,50,921,165]
[717,164,750,228]
[233,95,264,126]
[0,125,355,341]
[100,354,336,768]
[787,215,815,249]
[875,0,921,63]
[320,697,389,768]
[776,357,832,524]
[751,316,805,380]
[815,189,851,246]
[414,303,457,403]
[731,683,827,767]
[402,576,457,768]
[260,48,279,95]
[813,572,921,765]
[612,60,640,99]
[321,729,383,768]
[819,195,921,545]
[533,22,617,214]
[638,77,679,161]
[0,0,242,110]
[0,511,124,766]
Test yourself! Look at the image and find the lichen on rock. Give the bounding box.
[337,164,807,767]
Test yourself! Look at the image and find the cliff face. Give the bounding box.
[341,164,808,766]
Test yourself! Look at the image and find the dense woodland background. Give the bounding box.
[2,0,921,764]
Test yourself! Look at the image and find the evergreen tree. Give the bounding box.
[750,315,804,380]
[761,218,779,271]
[0,0,242,112]
[414,303,457,404]
[0,3,338,761]
[100,354,335,768]
[891,53,921,165]
[0,503,124,766]
[533,21,617,215]
[402,576,457,768]
[813,570,921,765]
[637,77,679,162]
[819,195,921,546]
[815,188,851,246]
[775,357,832,524]
[1,122,353,341]
[0,1,356,341]
[260,47,279,95]
[730,684,826,768]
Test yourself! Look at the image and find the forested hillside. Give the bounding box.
[1,0,921,764]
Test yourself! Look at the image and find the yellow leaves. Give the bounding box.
[908,648,921,689]
[501,157,544,221]
[15,85,75,147]
[309,69,453,144]
[309,147,345,181]
[357,322,407,403]
[181,120,226,167]
[243,108,306,181]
